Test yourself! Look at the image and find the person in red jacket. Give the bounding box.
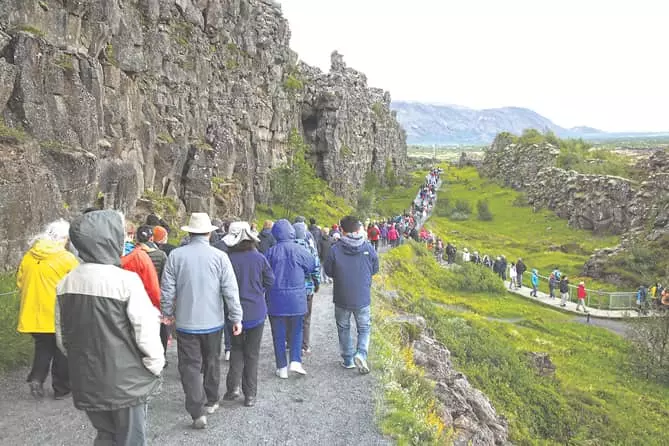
[387,224,399,248]
[576,281,588,313]
[367,224,380,251]
[120,223,161,310]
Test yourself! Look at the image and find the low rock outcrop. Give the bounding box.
[412,335,510,446]
[0,0,406,268]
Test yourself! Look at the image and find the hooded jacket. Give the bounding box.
[161,235,242,333]
[265,220,317,316]
[323,233,379,310]
[17,240,78,333]
[531,270,539,287]
[121,246,161,310]
[294,222,321,294]
[56,210,164,412]
[258,228,277,255]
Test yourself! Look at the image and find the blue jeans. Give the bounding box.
[335,305,371,362]
[269,316,303,368]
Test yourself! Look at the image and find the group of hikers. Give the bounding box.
[13,169,442,444]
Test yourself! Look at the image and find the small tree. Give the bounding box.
[270,129,320,219]
[629,313,669,384]
[477,199,493,221]
[384,158,398,190]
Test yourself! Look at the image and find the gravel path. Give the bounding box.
[0,283,390,446]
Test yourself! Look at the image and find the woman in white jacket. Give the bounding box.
[509,263,518,290]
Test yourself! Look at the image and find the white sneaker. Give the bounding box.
[224,351,231,361]
[276,367,288,379]
[289,361,307,375]
[354,354,370,374]
[192,415,207,429]
[205,403,219,414]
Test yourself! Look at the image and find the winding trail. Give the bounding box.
[0,282,390,446]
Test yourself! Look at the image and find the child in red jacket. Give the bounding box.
[576,281,588,313]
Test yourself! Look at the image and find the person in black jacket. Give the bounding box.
[515,258,527,289]
[559,276,570,307]
[319,228,333,284]
[309,218,322,256]
[258,220,276,255]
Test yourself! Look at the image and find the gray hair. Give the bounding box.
[29,219,70,246]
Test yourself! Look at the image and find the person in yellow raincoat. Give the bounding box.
[17,219,78,399]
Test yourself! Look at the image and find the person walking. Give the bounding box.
[153,225,176,257]
[56,210,164,445]
[508,262,517,290]
[530,269,539,297]
[293,222,321,355]
[324,216,379,374]
[120,226,161,312]
[135,226,170,364]
[559,275,570,307]
[17,220,78,400]
[222,222,275,407]
[258,220,276,255]
[387,224,399,248]
[516,258,527,288]
[367,224,380,251]
[265,219,317,378]
[548,272,557,299]
[319,227,333,284]
[161,213,243,429]
[576,281,589,313]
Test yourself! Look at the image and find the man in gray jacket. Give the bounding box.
[56,210,164,446]
[161,213,243,429]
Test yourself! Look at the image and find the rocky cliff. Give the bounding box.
[0,0,406,267]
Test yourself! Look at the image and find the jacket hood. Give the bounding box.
[272,219,295,242]
[293,222,308,240]
[260,228,272,237]
[70,210,124,265]
[340,234,367,254]
[29,239,67,261]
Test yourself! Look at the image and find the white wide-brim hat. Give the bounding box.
[181,213,219,234]
[223,221,260,246]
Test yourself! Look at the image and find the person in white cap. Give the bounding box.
[221,222,275,407]
[161,213,242,429]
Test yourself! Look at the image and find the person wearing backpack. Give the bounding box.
[515,258,527,289]
[367,224,380,251]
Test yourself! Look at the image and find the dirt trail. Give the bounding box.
[0,282,390,446]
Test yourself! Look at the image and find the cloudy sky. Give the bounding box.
[279,0,667,132]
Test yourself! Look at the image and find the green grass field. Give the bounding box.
[374,243,669,445]
[0,274,31,372]
[427,166,622,294]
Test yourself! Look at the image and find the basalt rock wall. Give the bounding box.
[0,0,406,268]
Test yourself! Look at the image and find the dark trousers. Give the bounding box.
[270,316,303,368]
[176,329,222,419]
[226,324,264,398]
[302,294,314,351]
[371,240,379,251]
[87,404,148,446]
[159,324,169,356]
[27,333,69,395]
[517,273,524,287]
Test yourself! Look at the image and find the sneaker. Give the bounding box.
[205,403,219,414]
[276,367,288,379]
[354,354,370,374]
[302,347,311,356]
[54,391,71,400]
[192,415,207,429]
[341,360,356,369]
[224,351,231,361]
[29,381,44,399]
[223,390,240,401]
[289,361,307,375]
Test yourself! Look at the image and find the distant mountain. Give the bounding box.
[391,101,604,146]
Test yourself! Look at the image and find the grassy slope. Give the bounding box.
[0,274,31,372]
[376,243,669,445]
[427,166,621,293]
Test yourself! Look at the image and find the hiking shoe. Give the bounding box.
[223,390,240,401]
[341,360,356,369]
[276,367,288,379]
[354,355,370,375]
[289,361,307,375]
[205,403,219,414]
[29,381,44,399]
[224,351,231,361]
[244,396,256,407]
[192,415,207,429]
[54,391,71,400]
[302,347,311,356]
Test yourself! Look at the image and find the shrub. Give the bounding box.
[477,199,493,221]
[454,199,472,214]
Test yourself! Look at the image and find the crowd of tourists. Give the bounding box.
[13,168,442,443]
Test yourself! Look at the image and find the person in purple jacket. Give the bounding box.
[324,216,379,374]
[265,219,317,378]
[221,222,275,407]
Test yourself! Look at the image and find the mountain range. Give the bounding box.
[391,101,667,146]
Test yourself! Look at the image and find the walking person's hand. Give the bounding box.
[232,322,243,336]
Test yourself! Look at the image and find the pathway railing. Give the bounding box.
[533,273,637,310]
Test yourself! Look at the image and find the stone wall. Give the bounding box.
[0,0,406,268]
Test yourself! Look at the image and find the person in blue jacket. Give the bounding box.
[323,216,379,374]
[265,219,317,378]
[530,269,540,297]
[293,222,321,354]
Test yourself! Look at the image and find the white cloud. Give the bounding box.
[279,0,669,132]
